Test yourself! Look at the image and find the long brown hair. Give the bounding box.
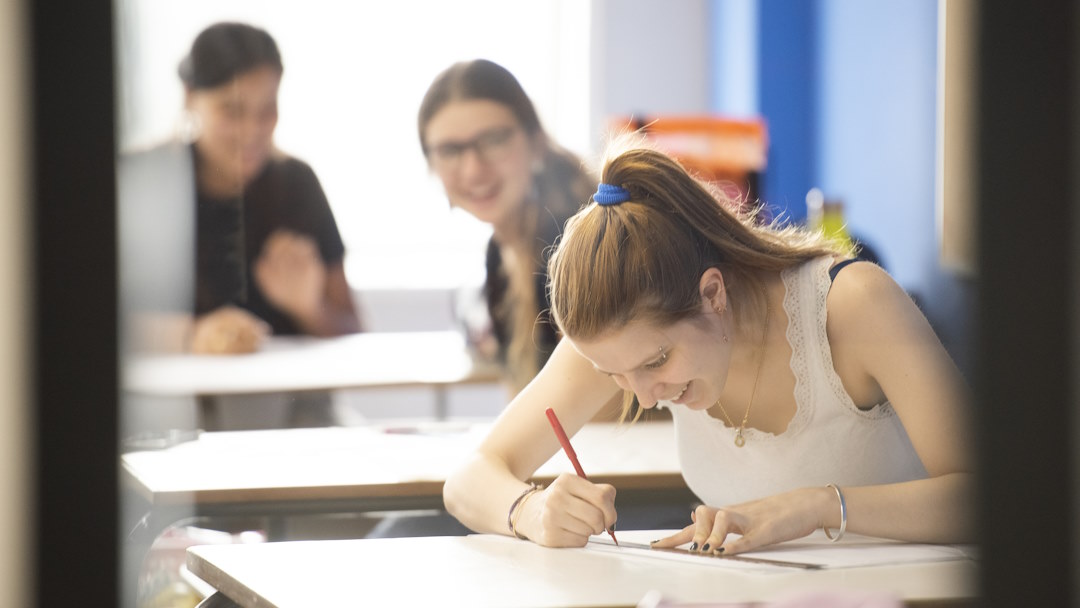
[550,136,847,346]
[419,59,594,392]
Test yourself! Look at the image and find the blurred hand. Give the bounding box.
[651,487,830,555]
[189,305,270,354]
[516,473,617,547]
[254,230,326,320]
[467,327,499,362]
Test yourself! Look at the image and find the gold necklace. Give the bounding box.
[714,292,770,448]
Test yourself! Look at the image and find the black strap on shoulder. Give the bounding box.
[828,258,859,283]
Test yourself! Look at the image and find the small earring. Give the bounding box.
[715,306,729,343]
[178,110,201,143]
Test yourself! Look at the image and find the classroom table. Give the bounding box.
[187,531,978,607]
[123,420,691,533]
[123,330,504,418]
[123,420,697,607]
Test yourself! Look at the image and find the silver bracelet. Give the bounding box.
[823,483,847,542]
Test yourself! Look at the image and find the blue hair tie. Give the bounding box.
[594,183,631,206]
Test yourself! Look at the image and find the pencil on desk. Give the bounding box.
[544,407,619,546]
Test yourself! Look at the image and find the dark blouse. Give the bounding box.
[483,205,573,373]
[193,147,346,335]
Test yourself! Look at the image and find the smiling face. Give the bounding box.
[569,306,734,412]
[187,64,281,191]
[422,99,541,233]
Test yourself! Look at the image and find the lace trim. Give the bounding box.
[688,262,808,444]
[811,257,894,420]
[779,261,814,437]
[688,257,894,445]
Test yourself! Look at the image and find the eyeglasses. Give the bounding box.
[426,125,519,172]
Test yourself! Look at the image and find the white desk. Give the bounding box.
[187,532,977,607]
[123,421,690,517]
[124,330,503,397]
[124,421,695,608]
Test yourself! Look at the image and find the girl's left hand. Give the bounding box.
[651,487,833,555]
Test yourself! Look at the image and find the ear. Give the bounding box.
[698,267,727,314]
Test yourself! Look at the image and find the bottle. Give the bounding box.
[806,188,853,250]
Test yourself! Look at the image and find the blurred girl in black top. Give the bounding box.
[181,22,360,354]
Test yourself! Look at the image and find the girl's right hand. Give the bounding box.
[516,472,617,547]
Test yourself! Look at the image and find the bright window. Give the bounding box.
[116,0,592,290]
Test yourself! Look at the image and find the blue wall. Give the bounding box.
[711,0,972,371]
[751,0,939,292]
[816,0,939,296]
[755,0,818,223]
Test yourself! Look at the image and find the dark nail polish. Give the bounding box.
[610,523,617,532]
[713,547,725,554]
[702,543,711,552]
[689,542,698,551]
[649,539,660,545]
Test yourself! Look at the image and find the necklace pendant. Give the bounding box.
[734,429,746,448]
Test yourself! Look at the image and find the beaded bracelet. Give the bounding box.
[511,487,541,540]
[507,483,541,540]
[823,483,847,542]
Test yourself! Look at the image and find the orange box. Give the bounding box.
[609,115,768,202]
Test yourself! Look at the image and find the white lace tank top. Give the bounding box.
[663,257,926,507]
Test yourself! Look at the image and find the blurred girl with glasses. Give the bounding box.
[419,59,594,394]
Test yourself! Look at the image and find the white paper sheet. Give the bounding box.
[586,529,975,574]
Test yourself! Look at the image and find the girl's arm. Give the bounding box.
[821,261,973,543]
[305,261,362,336]
[443,339,622,545]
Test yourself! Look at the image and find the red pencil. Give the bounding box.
[545,407,619,546]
